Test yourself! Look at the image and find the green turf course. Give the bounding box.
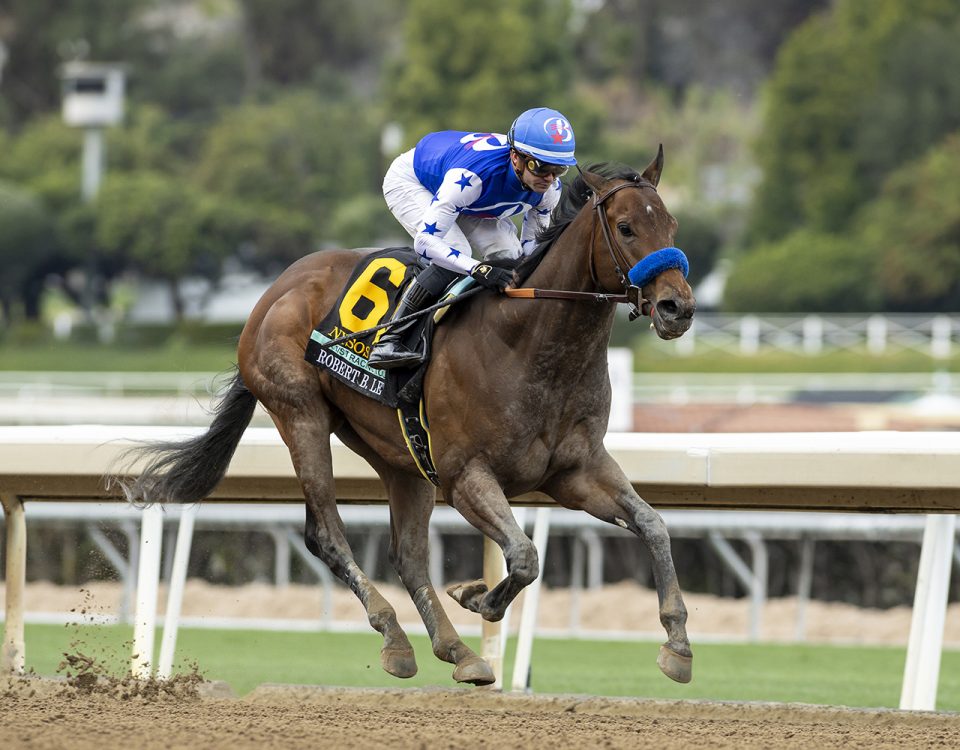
[22,623,960,711]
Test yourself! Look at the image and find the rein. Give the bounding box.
[507,177,658,314]
[504,287,628,303]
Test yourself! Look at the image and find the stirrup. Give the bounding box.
[366,277,435,369]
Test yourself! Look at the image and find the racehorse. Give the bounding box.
[121,149,696,687]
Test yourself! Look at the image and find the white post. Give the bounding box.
[674,320,695,356]
[131,504,164,679]
[931,316,952,360]
[740,315,760,355]
[81,128,105,202]
[803,315,823,355]
[511,508,551,692]
[745,532,768,642]
[1,493,26,674]
[157,504,198,679]
[481,535,506,689]
[867,315,887,355]
[794,536,815,642]
[606,348,634,432]
[900,514,956,711]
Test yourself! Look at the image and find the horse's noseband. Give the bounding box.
[504,176,687,316]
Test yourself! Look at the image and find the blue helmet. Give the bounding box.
[508,107,577,166]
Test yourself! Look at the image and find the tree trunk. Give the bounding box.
[168,277,185,322]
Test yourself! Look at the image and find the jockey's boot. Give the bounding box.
[367,277,435,369]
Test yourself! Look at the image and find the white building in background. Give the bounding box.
[126,274,271,324]
[692,258,730,311]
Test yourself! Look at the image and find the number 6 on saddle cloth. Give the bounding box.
[304,247,473,485]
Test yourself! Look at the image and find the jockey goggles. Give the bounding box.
[517,151,569,178]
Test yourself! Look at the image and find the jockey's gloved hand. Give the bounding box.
[470,263,514,292]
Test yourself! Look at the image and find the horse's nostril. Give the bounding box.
[656,300,679,319]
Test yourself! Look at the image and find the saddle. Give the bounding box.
[304,247,476,485]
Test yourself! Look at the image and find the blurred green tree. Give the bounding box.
[0,0,153,127]
[386,0,575,140]
[575,0,827,97]
[237,0,401,91]
[857,134,960,312]
[94,172,226,319]
[747,0,960,244]
[672,208,725,287]
[0,181,61,323]
[855,17,960,189]
[722,229,880,312]
[0,115,82,210]
[192,90,388,262]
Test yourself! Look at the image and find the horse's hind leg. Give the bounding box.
[542,454,693,684]
[383,471,495,686]
[280,411,418,679]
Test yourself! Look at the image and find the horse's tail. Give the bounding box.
[117,369,257,506]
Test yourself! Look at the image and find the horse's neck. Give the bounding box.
[526,210,597,294]
[490,210,617,366]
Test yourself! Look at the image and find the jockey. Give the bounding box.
[368,106,577,369]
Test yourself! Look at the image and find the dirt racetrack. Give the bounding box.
[4,582,960,747]
[2,679,960,749]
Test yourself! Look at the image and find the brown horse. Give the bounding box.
[122,151,696,687]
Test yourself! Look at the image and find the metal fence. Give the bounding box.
[665,313,959,359]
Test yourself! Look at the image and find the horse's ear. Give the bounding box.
[577,168,608,198]
[641,144,665,187]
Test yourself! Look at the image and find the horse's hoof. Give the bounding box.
[452,656,496,686]
[381,646,418,679]
[446,580,488,613]
[657,644,692,684]
[478,605,505,623]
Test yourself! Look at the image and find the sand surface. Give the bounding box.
[2,679,959,749]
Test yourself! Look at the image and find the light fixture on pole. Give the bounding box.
[60,61,127,202]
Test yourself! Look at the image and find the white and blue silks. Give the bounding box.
[382,131,561,275]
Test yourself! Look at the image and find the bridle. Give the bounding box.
[589,177,657,291]
[504,177,656,317]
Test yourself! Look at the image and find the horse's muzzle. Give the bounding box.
[650,296,696,340]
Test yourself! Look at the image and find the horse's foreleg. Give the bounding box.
[283,414,417,679]
[543,455,693,684]
[384,473,495,686]
[445,466,539,622]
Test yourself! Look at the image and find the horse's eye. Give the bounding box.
[618,223,633,237]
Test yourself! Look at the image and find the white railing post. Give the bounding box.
[1,493,26,674]
[900,514,956,711]
[157,504,198,680]
[131,504,164,679]
[867,315,887,355]
[481,535,506,690]
[740,315,760,355]
[931,316,952,359]
[675,320,695,356]
[512,508,551,692]
[803,315,823,355]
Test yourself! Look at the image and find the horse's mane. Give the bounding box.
[515,162,643,283]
